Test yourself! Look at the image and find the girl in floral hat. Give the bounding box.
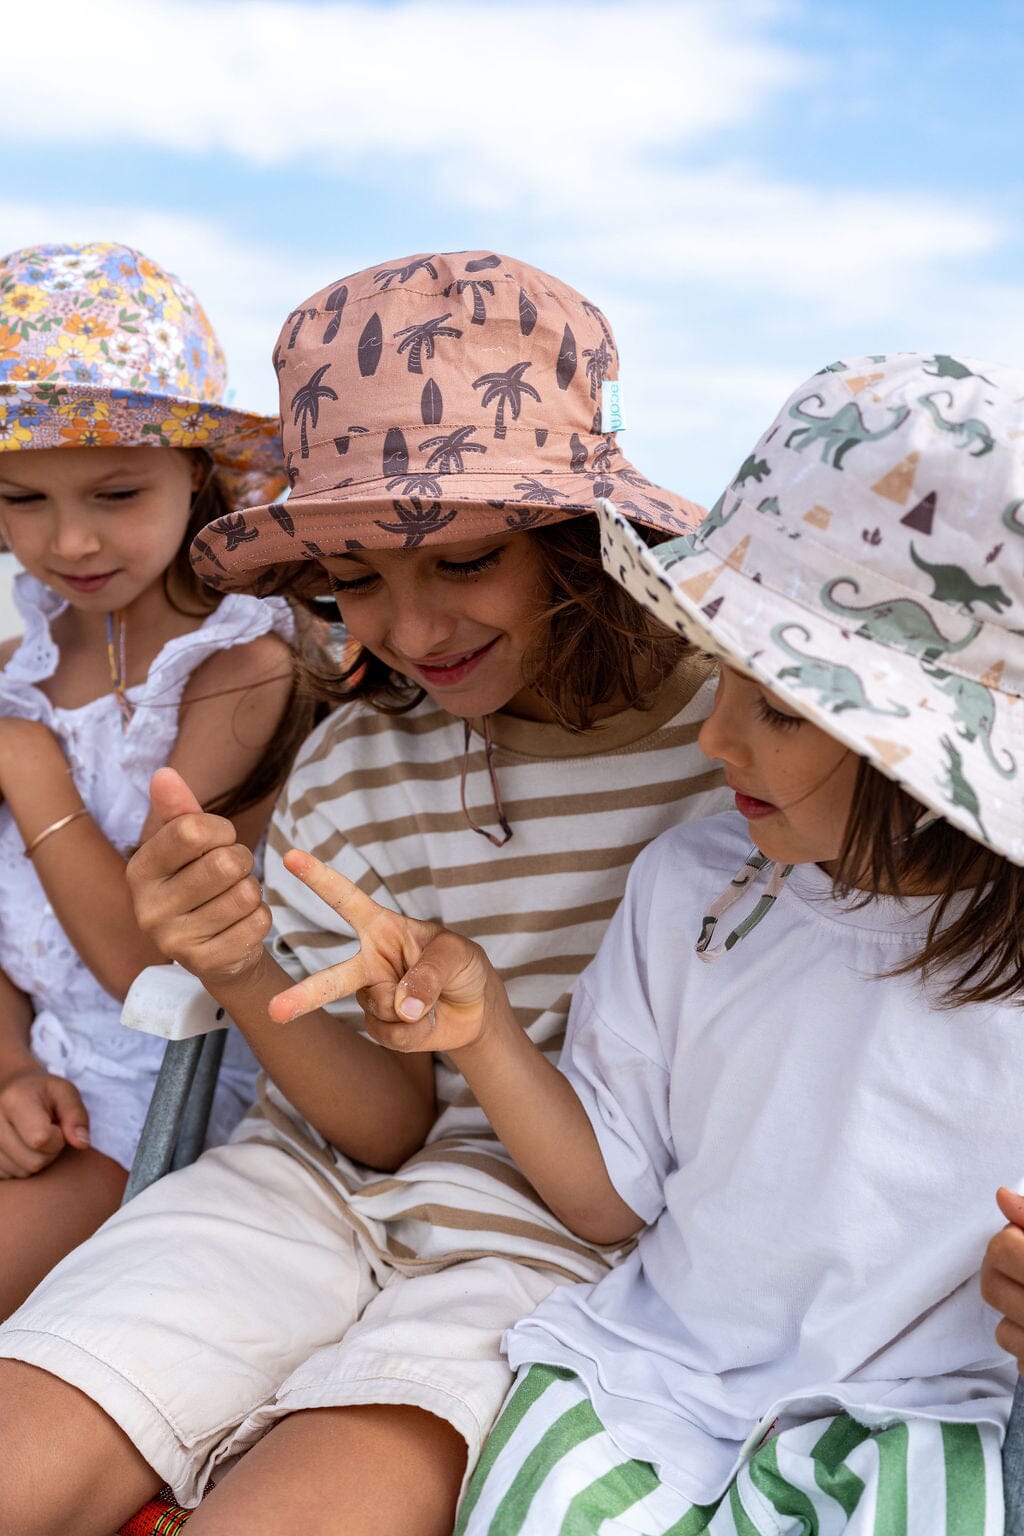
[250,348,1024,1535]
[96,349,1023,1535]
[0,242,320,1317]
[0,252,728,1536]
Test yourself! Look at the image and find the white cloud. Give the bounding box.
[3,0,803,201]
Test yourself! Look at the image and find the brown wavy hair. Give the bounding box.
[304,515,692,730]
[831,759,1024,1009]
[167,459,331,820]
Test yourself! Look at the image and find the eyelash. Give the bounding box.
[0,489,141,506]
[329,548,503,594]
[755,696,804,731]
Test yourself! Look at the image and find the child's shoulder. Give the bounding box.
[628,810,752,919]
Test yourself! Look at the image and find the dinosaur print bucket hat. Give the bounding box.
[0,242,287,519]
[189,250,705,597]
[599,352,1024,866]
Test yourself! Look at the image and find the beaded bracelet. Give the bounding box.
[23,807,89,859]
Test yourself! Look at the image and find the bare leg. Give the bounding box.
[187,1404,467,1536]
[0,1146,126,1319]
[0,1359,161,1536]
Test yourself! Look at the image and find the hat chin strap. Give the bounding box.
[695,848,794,963]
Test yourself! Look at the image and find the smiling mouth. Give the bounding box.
[410,637,499,685]
[55,570,117,588]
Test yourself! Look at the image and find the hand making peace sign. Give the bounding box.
[268,849,502,1054]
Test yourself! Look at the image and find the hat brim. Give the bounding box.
[189,464,705,596]
[0,383,287,512]
[598,501,1024,867]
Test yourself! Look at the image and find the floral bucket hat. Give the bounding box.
[0,242,287,518]
[599,351,1024,869]
[189,249,705,596]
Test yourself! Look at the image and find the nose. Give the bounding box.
[50,507,102,563]
[385,583,460,660]
[697,670,751,769]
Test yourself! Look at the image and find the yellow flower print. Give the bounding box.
[0,323,22,361]
[2,285,47,321]
[45,332,103,366]
[0,410,33,448]
[160,404,221,444]
[56,396,111,421]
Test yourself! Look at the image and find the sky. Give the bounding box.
[0,0,1021,632]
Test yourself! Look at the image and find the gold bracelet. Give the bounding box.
[23,807,89,859]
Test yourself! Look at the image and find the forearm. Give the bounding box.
[203,948,437,1170]
[450,982,642,1245]
[1,729,165,999]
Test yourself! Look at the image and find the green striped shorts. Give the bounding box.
[455,1365,1002,1536]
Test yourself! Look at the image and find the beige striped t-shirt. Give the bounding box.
[247,652,729,1281]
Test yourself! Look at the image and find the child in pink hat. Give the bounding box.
[0,251,728,1535]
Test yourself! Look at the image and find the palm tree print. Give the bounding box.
[284,307,317,350]
[374,257,439,290]
[473,361,541,440]
[581,301,614,349]
[442,279,494,325]
[385,471,444,497]
[394,313,463,375]
[374,498,458,547]
[217,513,259,551]
[513,477,567,505]
[291,364,338,459]
[420,426,487,473]
[505,508,551,530]
[584,339,612,400]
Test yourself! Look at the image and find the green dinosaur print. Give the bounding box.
[758,496,782,516]
[660,492,740,568]
[921,661,1016,779]
[918,391,995,457]
[734,454,770,487]
[909,543,1011,615]
[771,624,909,716]
[821,577,981,660]
[938,735,988,842]
[922,355,995,385]
[1002,499,1024,538]
[785,395,910,469]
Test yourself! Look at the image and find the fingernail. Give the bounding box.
[399,997,426,1021]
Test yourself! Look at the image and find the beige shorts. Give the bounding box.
[0,1140,561,1507]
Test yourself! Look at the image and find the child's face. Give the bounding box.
[698,664,861,868]
[0,446,195,612]
[320,532,551,719]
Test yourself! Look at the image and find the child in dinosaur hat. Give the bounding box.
[0,251,730,1536]
[135,349,1020,1536]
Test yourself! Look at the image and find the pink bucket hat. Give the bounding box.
[599,352,1024,866]
[189,250,705,595]
[0,242,287,517]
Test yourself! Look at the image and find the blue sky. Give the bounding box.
[1,0,1021,629]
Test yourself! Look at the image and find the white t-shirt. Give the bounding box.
[508,811,1020,1505]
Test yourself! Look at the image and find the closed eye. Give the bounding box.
[437,549,502,578]
[755,695,804,730]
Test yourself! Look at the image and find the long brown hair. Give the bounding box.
[831,759,1024,1008]
[305,514,692,728]
[167,458,331,820]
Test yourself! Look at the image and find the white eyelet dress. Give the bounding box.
[0,572,295,1172]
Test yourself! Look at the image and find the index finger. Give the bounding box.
[283,849,390,937]
[269,954,371,1022]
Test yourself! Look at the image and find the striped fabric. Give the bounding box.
[239,654,727,1282]
[456,1366,1003,1536]
[118,1488,194,1534]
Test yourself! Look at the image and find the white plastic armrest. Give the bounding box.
[120,963,226,1041]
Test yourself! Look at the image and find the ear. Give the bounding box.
[190,448,214,497]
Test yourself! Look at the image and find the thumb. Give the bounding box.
[996,1187,1024,1229]
[150,766,203,825]
[48,1077,91,1149]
